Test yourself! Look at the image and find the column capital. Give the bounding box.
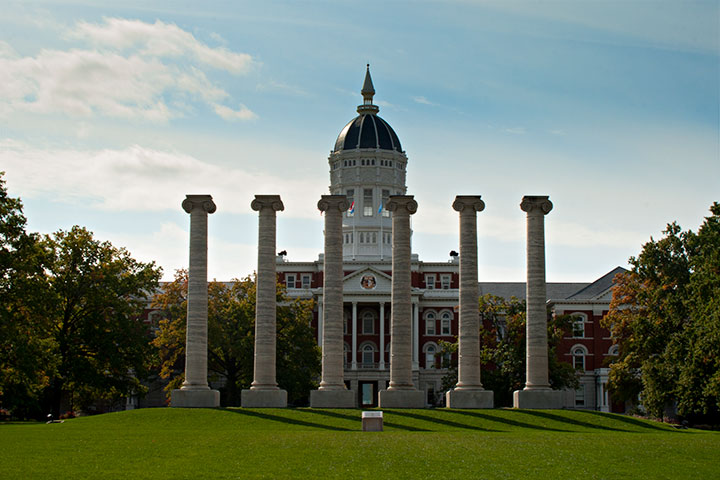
[251,195,284,212]
[453,195,485,214]
[387,195,418,215]
[182,195,216,214]
[520,196,553,215]
[317,195,349,213]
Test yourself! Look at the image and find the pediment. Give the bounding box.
[343,266,392,293]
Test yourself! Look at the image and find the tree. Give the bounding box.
[603,203,720,422]
[41,226,161,416]
[0,173,53,418]
[153,271,320,406]
[478,294,578,407]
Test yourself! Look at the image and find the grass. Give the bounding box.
[1,408,717,479]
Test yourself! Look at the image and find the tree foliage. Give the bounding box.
[603,203,720,422]
[153,271,320,406]
[478,294,578,407]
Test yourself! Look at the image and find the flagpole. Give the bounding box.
[379,202,384,260]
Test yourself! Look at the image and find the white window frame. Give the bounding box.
[571,312,587,338]
[363,188,373,216]
[572,344,588,371]
[301,274,311,289]
[425,274,436,290]
[440,274,451,290]
[424,311,437,335]
[360,342,376,368]
[361,310,375,335]
[440,311,452,335]
[423,342,438,369]
[285,274,296,289]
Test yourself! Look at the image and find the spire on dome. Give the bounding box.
[357,64,379,115]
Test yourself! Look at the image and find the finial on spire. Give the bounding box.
[358,64,379,115]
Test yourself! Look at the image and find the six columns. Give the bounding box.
[446,196,493,408]
[171,195,220,408]
[241,195,288,408]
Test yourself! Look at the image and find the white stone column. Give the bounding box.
[351,302,358,370]
[171,195,220,408]
[513,195,563,409]
[412,301,419,370]
[379,302,386,370]
[241,195,287,408]
[318,302,323,347]
[311,195,355,407]
[379,195,425,408]
[446,195,493,408]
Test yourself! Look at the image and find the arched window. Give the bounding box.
[424,311,436,335]
[608,345,619,356]
[362,311,375,334]
[440,311,452,335]
[361,343,376,368]
[572,345,588,371]
[571,313,587,338]
[423,343,438,369]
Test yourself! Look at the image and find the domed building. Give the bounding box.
[275,67,623,410]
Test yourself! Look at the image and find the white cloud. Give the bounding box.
[413,96,435,105]
[0,18,256,121]
[0,140,327,219]
[503,127,526,135]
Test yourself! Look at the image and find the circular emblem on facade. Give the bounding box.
[360,274,377,290]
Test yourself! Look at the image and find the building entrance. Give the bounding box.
[358,381,378,408]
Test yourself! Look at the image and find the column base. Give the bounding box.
[310,389,356,408]
[241,389,287,408]
[446,388,494,409]
[170,388,220,408]
[378,389,426,408]
[513,388,564,409]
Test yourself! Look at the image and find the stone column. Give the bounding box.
[379,195,425,408]
[412,301,419,370]
[446,195,493,408]
[241,195,287,408]
[351,302,358,370]
[311,195,355,408]
[171,195,220,408]
[379,302,386,370]
[513,195,563,409]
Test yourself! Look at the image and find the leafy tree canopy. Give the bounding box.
[604,203,720,422]
[153,271,320,406]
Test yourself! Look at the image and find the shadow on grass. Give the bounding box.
[388,410,499,432]
[513,409,623,432]
[302,409,431,431]
[224,408,352,431]
[445,409,569,432]
[572,409,670,432]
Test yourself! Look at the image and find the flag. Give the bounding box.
[349,201,355,214]
[378,202,383,214]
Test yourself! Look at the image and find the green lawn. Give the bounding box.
[1,408,717,479]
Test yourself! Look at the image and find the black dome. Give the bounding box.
[333,114,402,153]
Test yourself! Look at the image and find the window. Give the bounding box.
[363,188,373,216]
[361,343,375,367]
[572,313,586,338]
[608,345,619,356]
[440,275,451,290]
[441,311,452,335]
[362,311,375,334]
[383,232,391,245]
[425,274,436,290]
[301,274,311,289]
[425,311,436,335]
[346,189,354,217]
[573,346,587,371]
[425,344,437,369]
[575,385,585,406]
[285,274,296,289]
[381,189,390,217]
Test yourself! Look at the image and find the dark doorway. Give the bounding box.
[358,381,378,408]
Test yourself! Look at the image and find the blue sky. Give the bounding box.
[1,1,718,282]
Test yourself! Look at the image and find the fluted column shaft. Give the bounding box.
[454,196,485,389]
[521,196,553,390]
[318,195,349,390]
[181,195,216,390]
[387,195,418,390]
[251,195,284,390]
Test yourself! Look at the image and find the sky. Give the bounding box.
[1,0,718,283]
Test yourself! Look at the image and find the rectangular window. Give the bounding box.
[381,189,390,217]
[301,274,311,289]
[425,274,436,290]
[575,385,585,406]
[440,275,451,290]
[285,274,296,289]
[425,318,436,335]
[346,189,354,217]
[363,188,373,216]
[441,315,451,335]
[573,317,585,338]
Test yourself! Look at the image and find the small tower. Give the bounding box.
[328,66,409,260]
